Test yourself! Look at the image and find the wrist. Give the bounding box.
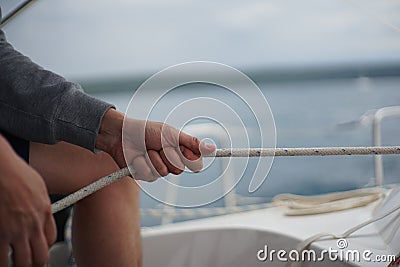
[95,108,124,154]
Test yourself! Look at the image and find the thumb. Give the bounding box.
[199,142,216,155]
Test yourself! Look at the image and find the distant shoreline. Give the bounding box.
[78,62,400,94]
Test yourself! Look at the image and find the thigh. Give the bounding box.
[29,141,132,194]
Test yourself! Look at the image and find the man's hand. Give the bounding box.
[0,135,56,267]
[96,109,216,181]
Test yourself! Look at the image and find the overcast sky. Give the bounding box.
[3,0,400,80]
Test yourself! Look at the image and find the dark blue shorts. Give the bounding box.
[0,130,29,162]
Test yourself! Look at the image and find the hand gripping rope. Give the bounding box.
[51,146,400,213]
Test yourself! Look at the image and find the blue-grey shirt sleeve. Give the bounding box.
[0,29,114,151]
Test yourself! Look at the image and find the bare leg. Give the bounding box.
[29,141,142,267]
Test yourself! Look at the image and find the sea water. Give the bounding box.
[91,75,400,226]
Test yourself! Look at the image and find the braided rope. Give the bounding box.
[51,168,131,214]
[51,146,400,214]
[212,146,400,157]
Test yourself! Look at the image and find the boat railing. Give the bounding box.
[161,123,240,224]
[371,106,400,186]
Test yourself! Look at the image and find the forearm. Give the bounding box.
[0,30,113,150]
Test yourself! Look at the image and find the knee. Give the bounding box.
[92,152,140,191]
[78,151,140,200]
[91,152,120,178]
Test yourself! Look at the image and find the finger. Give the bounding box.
[11,239,31,267]
[0,244,9,267]
[179,132,216,155]
[178,132,201,154]
[147,150,168,177]
[143,151,161,179]
[179,145,200,161]
[132,156,157,182]
[179,146,203,172]
[160,148,184,175]
[44,214,57,247]
[30,233,50,266]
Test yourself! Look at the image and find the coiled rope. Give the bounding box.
[138,187,385,218]
[286,190,400,267]
[51,145,400,214]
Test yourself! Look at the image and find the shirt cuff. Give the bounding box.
[53,88,115,151]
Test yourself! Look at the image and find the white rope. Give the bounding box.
[138,187,385,218]
[51,168,131,214]
[211,146,400,157]
[272,187,385,216]
[51,146,400,214]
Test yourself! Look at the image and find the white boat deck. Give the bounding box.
[142,187,400,267]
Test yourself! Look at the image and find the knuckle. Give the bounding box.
[15,213,36,234]
[42,204,52,218]
[33,198,51,215]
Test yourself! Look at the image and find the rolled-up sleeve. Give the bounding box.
[0,29,114,151]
